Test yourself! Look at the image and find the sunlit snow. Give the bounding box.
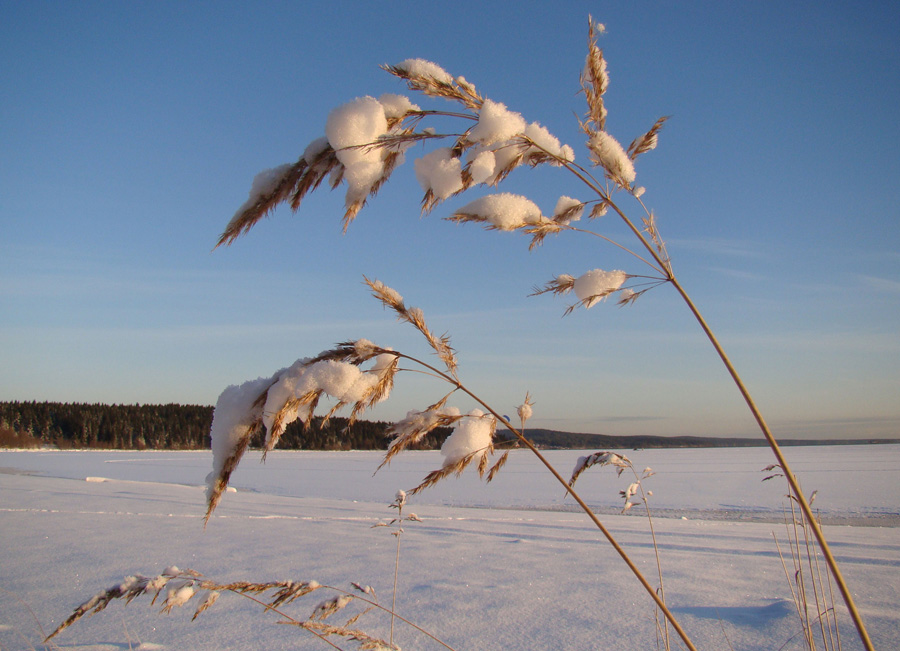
[1,445,898,650]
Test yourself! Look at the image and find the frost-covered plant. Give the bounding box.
[208,16,872,651]
[44,565,453,651]
[206,21,872,649]
[765,468,843,651]
[372,490,422,646]
[570,451,671,649]
[203,276,697,649]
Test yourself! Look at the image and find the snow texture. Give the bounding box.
[2,446,898,651]
[325,96,390,203]
[466,150,497,184]
[458,193,545,231]
[414,147,464,200]
[553,196,583,223]
[208,375,274,482]
[440,409,494,467]
[468,99,526,146]
[228,163,293,225]
[524,122,574,163]
[573,269,627,306]
[395,58,454,84]
[588,131,635,185]
[516,402,533,422]
[302,136,330,164]
[378,93,420,119]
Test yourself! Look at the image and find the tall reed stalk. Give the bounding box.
[203,15,872,650]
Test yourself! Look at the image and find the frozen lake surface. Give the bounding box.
[1,445,898,650]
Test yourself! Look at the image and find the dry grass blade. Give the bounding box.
[486,450,510,483]
[290,145,341,210]
[311,595,355,621]
[569,451,631,487]
[627,116,669,160]
[217,158,307,248]
[524,221,565,250]
[297,620,399,651]
[349,357,398,424]
[364,277,458,376]
[444,209,490,228]
[530,274,576,298]
[564,290,623,315]
[381,63,483,111]
[409,445,493,496]
[641,210,671,274]
[365,276,406,313]
[205,417,260,523]
[553,202,586,224]
[484,141,526,186]
[266,391,320,450]
[581,17,609,132]
[590,199,610,219]
[379,401,459,469]
[45,575,152,641]
[191,591,219,621]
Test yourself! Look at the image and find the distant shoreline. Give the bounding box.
[519,428,900,450]
[2,401,897,451]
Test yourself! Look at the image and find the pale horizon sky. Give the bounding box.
[2,1,898,440]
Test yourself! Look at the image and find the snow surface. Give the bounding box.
[1,445,898,650]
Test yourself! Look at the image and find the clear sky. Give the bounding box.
[2,1,898,440]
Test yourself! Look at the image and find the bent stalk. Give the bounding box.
[668,278,873,651]
[392,352,699,651]
[564,156,874,651]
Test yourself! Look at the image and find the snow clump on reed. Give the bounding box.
[440,409,494,467]
[325,96,390,205]
[455,193,545,231]
[587,130,635,187]
[574,269,627,307]
[414,147,464,201]
[468,99,526,145]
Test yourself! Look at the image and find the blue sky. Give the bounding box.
[2,1,898,439]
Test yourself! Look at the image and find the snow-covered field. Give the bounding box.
[1,445,898,650]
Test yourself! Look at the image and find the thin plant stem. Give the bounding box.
[668,276,873,650]
[217,588,347,651]
[391,502,402,646]
[321,584,456,651]
[450,54,871,650]
[774,533,806,645]
[631,468,670,651]
[802,511,829,650]
[586,181,873,649]
[562,224,664,273]
[790,498,815,649]
[555,150,875,648]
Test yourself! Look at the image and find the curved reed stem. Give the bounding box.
[392,352,699,651]
[668,277,874,651]
[557,148,876,651]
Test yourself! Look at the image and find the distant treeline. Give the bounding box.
[0,401,450,451]
[2,402,895,451]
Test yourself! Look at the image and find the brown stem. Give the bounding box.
[667,278,874,650]
[592,182,875,651]
[390,351,699,651]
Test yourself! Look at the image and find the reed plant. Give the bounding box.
[766,466,844,651]
[47,16,873,650]
[210,16,873,648]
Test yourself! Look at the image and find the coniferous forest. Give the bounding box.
[3,401,894,451]
[0,401,449,451]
